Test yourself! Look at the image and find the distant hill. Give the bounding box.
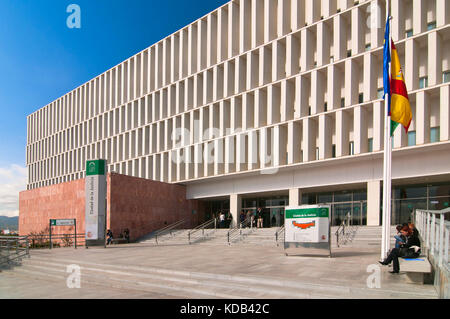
[0,216,18,231]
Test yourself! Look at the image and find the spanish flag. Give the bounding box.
[390,40,412,134]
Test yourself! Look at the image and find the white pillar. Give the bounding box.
[428,32,442,87]
[440,85,450,141]
[367,180,381,226]
[230,194,242,228]
[289,188,302,207]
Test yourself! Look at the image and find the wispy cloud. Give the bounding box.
[0,164,27,217]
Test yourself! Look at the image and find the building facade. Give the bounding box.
[25,0,450,227]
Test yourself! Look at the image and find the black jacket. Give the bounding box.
[401,232,421,249]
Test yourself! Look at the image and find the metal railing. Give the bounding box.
[414,208,450,299]
[275,225,285,247]
[227,216,254,245]
[28,233,86,249]
[152,219,187,244]
[415,208,450,271]
[0,236,30,268]
[335,213,358,247]
[188,218,217,244]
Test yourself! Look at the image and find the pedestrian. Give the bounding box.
[246,210,251,228]
[124,228,130,243]
[106,229,113,245]
[240,211,245,225]
[257,207,263,228]
[219,211,225,228]
[379,225,421,273]
[250,210,256,228]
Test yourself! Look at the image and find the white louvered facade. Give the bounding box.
[26,0,450,225]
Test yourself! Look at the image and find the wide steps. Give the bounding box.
[2,256,436,299]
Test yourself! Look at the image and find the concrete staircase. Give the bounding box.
[136,225,399,248]
[1,254,436,299]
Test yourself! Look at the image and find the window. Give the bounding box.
[419,76,428,89]
[427,21,436,31]
[406,29,413,38]
[316,147,320,160]
[443,71,450,83]
[308,106,311,116]
[368,138,373,152]
[358,93,364,104]
[365,43,371,51]
[324,102,328,112]
[341,98,345,108]
[349,141,354,155]
[377,88,384,99]
[347,50,352,57]
[408,131,416,146]
[430,127,440,143]
[332,144,336,158]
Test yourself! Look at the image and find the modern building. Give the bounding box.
[22,0,450,233]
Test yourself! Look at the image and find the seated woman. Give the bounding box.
[379,225,421,273]
[394,225,406,249]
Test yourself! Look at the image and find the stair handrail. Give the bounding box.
[188,218,217,244]
[227,216,253,244]
[335,213,358,247]
[0,236,30,268]
[275,225,285,246]
[153,219,187,244]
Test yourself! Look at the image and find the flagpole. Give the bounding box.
[381,0,392,261]
[386,2,393,256]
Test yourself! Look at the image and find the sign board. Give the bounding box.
[50,219,75,226]
[284,205,331,257]
[85,159,107,245]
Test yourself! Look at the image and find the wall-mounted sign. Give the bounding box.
[85,159,107,243]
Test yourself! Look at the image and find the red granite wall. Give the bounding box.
[19,179,85,236]
[107,173,205,241]
[19,173,205,242]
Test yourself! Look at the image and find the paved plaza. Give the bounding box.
[0,238,438,299]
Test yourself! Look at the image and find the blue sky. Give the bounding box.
[0,0,228,217]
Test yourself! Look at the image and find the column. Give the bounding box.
[413,0,427,35]
[405,39,419,91]
[428,31,442,86]
[345,59,359,107]
[286,34,300,77]
[363,53,376,102]
[351,7,364,55]
[416,91,430,145]
[354,106,368,154]
[318,114,332,160]
[289,188,302,207]
[311,70,325,114]
[440,85,450,141]
[333,15,347,61]
[367,180,381,226]
[373,101,384,152]
[336,110,349,157]
[287,121,302,164]
[230,194,242,228]
[317,21,331,67]
[437,0,450,27]
[391,0,404,41]
[301,28,314,71]
[302,117,316,162]
[327,65,341,111]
